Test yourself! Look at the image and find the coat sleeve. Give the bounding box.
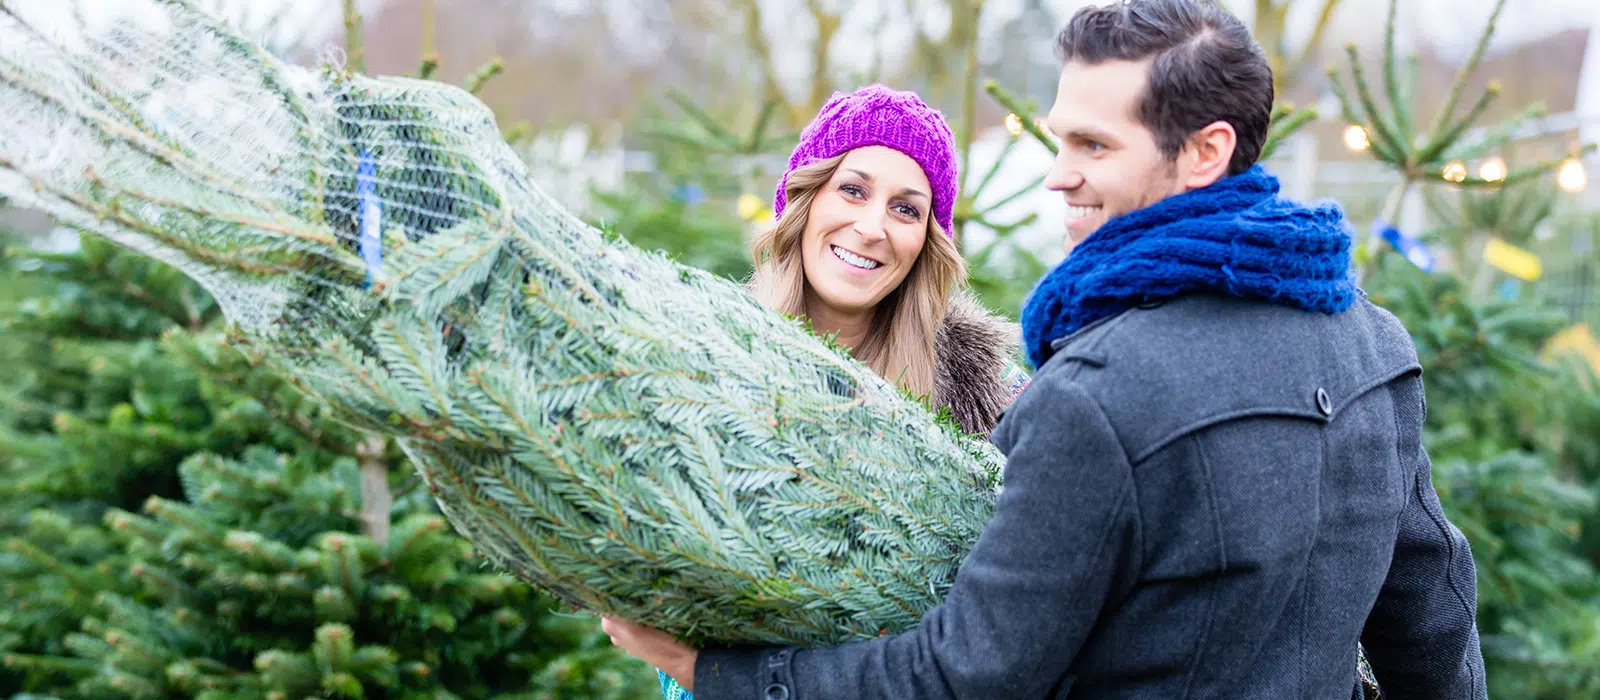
[692,370,1141,700]
[1359,377,1487,700]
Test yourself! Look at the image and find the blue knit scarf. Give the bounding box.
[1019,165,1358,369]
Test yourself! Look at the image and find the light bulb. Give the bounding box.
[1004,113,1023,136]
[1343,125,1370,151]
[1478,157,1506,183]
[1557,158,1587,192]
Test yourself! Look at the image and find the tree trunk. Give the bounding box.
[357,436,391,544]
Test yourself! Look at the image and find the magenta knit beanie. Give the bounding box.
[774,84,959,235]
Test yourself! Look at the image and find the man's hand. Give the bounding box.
[601,617,700,692]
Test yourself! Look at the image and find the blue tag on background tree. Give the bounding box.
[1371,219,1434,273]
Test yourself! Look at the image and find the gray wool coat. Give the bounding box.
[694,293,1486,700]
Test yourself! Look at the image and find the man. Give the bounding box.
[604,1,1488,698]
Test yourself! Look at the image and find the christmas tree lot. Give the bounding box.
[0,232,655,697]
[0,0,1599,698]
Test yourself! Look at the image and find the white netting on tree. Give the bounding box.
[0,1,1007,645]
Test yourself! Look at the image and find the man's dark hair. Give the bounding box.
[1055,0,1273,176]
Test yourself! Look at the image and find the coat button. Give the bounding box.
[1315,387,1333,416]
[764,684,791,700]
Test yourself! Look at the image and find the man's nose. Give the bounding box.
[1044,153,1084,191]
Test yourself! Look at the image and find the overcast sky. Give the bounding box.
[57,0,1600,64]
[32,0,1600,115]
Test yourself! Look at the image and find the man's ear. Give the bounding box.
[1182,121,1237,189]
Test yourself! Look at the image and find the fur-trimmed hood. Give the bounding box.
[934,289,1026,436]
[742,282,1026,436]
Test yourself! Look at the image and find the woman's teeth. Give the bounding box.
[832,245,882,270]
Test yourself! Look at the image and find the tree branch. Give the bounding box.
[342,0,365,74]
[418,0,438,78]
[421,0,436,56]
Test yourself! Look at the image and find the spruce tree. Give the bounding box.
[0,234,246,694]
[1,234,654,697]
[1362,254,1600,696]
[60,444,650,699]
[0,236,221,520]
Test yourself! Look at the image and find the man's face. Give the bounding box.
[1043,59,1191,250]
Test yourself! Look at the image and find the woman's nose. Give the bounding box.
[853,216,888,242]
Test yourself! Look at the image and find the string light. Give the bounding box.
[1557,157,1588,192]
[1343,125,1370,151]
[1004,113,1023,136]
[1441,161,1467,183]
[1478,156,1506,183]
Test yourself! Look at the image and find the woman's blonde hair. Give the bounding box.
[747,153,966,398]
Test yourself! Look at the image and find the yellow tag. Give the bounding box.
[736,193,764,221]
[1543,323,1600,378]
[1482,238,1542,281]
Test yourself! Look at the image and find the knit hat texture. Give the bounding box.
[774,84,959,235]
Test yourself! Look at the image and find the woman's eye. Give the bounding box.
[839,183,865,198]
[895,203,921,219]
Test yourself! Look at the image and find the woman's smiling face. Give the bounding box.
[800,145,933,316]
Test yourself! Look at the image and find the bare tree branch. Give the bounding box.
[1252,0,1345,97]
[905,0,949,88]
[802,0,842,117]
[733,0,798,124]
[1287,0,1343,88]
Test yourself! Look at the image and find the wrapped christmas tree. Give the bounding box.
[0,0,1006,647]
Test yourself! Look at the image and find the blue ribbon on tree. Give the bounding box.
[357,149,383,288]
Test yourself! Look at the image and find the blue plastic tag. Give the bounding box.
[357,150,382,288]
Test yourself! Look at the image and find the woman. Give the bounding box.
[646,83,1028,700]
[747,83,1029,432]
